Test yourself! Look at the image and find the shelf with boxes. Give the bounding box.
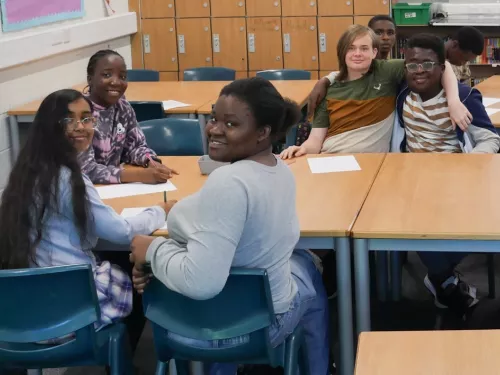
[128,0,391,80]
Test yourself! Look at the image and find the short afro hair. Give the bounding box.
[368,15,396,29]
[407,33,446,64]
[452,26,484,55]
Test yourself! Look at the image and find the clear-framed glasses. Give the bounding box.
[405,62,438,73]
[60,117,96,130]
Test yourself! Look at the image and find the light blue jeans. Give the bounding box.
[168,249,330,375]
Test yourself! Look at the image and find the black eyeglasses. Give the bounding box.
[405,62,438,73]
[60,117,96,130]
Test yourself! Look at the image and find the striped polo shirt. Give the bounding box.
[403,89,461,153]
[313,59,405,153]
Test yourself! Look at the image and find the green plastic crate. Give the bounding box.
[393,3,432,26]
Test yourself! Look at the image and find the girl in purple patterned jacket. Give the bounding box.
[79,49,178,185]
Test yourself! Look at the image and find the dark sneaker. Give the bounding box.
[424,274,479,318]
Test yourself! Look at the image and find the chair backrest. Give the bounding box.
[0,265,100,366]
[127,69,160,82]
[256,69,311,81]
[183,67,235,81]
[140,118,204,156]
[130,101,164,122]
[143,268,281,364]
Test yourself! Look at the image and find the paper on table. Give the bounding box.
[162,100,191,110]
[96,181,177,200]
[486,107,500,116]
[121,207,168,230]
[482,97,500,107]
[307,155,361,174]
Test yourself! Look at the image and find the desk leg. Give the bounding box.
[336,237,354,375]
[8,115,20,161]
[354,239,371,333]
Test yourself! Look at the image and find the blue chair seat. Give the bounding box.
[183,67,235,81]
[256,70,311,81]
[130,101,164,122]
[127,69,160,82]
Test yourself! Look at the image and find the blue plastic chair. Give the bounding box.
[256,70,311,81]
[0,265,133,375]
[183,67,236,81]
[127,69,160,82]
[140,118,204,156]
[130,101,165,122]
[143,268,309,375]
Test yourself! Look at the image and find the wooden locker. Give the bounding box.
[128,0,143,68]
[281,17,319,70]
[212,18,247,71]
[142,18,178,71]
[176,18,213,72]
[318,0,353,16]
[247,17,283,71]
[141,0,175,18]
[246,0,281,16]
[235,71,248,79]
[211,0,245,17]
[160,72,179,81]
[354,16,372,26]
[317,17,353,71]
[176,0,210,17]
[282,0,317,16]
[353,0,389,16]
[309,71,319,79]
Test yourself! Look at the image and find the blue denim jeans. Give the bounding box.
[168,249,330,375]
[417,252,468,277]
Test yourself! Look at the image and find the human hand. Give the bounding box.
[130,235,156,264]
[157,200,177,215]
[130,262,152,294]
[280,145,307,160]
[448,99,472,131]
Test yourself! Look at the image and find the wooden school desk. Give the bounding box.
[474,75,500,128]
[351,153,500,334]
[355,330,500,375]
[103,154,387,375]
[6,81,228,158]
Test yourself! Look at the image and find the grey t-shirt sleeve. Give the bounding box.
[145,169,248,300]
[468,125,500,153]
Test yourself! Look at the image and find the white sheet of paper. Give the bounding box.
[486,107,500,116]
[96,181,177,200]
[121,207,168,230]
[482,97,500,107]
[307,155,361,174]
[162,100,191,110]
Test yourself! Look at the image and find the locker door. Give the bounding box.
[247,17,283,71]
[129,0,143,68]
[282,0,317,16]
[246,0,281,16]
[160,72,179,81]
[318,0,353,16]
[317,16,353,71]
[141,0,175,18]
[176,18,213,72]
[176,0,210,17]
[281,17,319,70]
[211,0,245,17]
[354,16,372,26]
[142,18,178,71]
[353,0,389,16]
[212,18,247,71]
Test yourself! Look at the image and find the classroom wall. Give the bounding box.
[0,0,133,195]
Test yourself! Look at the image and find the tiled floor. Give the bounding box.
[44,252,500,375]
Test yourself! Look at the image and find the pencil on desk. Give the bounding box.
[164,191,167,203]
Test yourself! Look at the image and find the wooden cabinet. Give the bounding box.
[309,71,319,79]
[211,0,245,17]
[129,0,143,68]
[176,18,213,71]
[142,18,178,71]
[318,0,353,16]
[212,18,247,71]
[141,0,175,18]
[353,0,389,16]
[354,15,372,26]
[317,16,353,71]
[247,17,283,71]
[282,0,317,16]
[281,17,318,70]
[160,72,179,81]
[235,71,248,79]
[246,0,281,16]
[176,0,210,17]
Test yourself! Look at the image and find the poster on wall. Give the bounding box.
[0,0,85,32]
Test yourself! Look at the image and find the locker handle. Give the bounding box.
[283,33,290,53]
[143,34,151,54]
[178,34,185,54]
